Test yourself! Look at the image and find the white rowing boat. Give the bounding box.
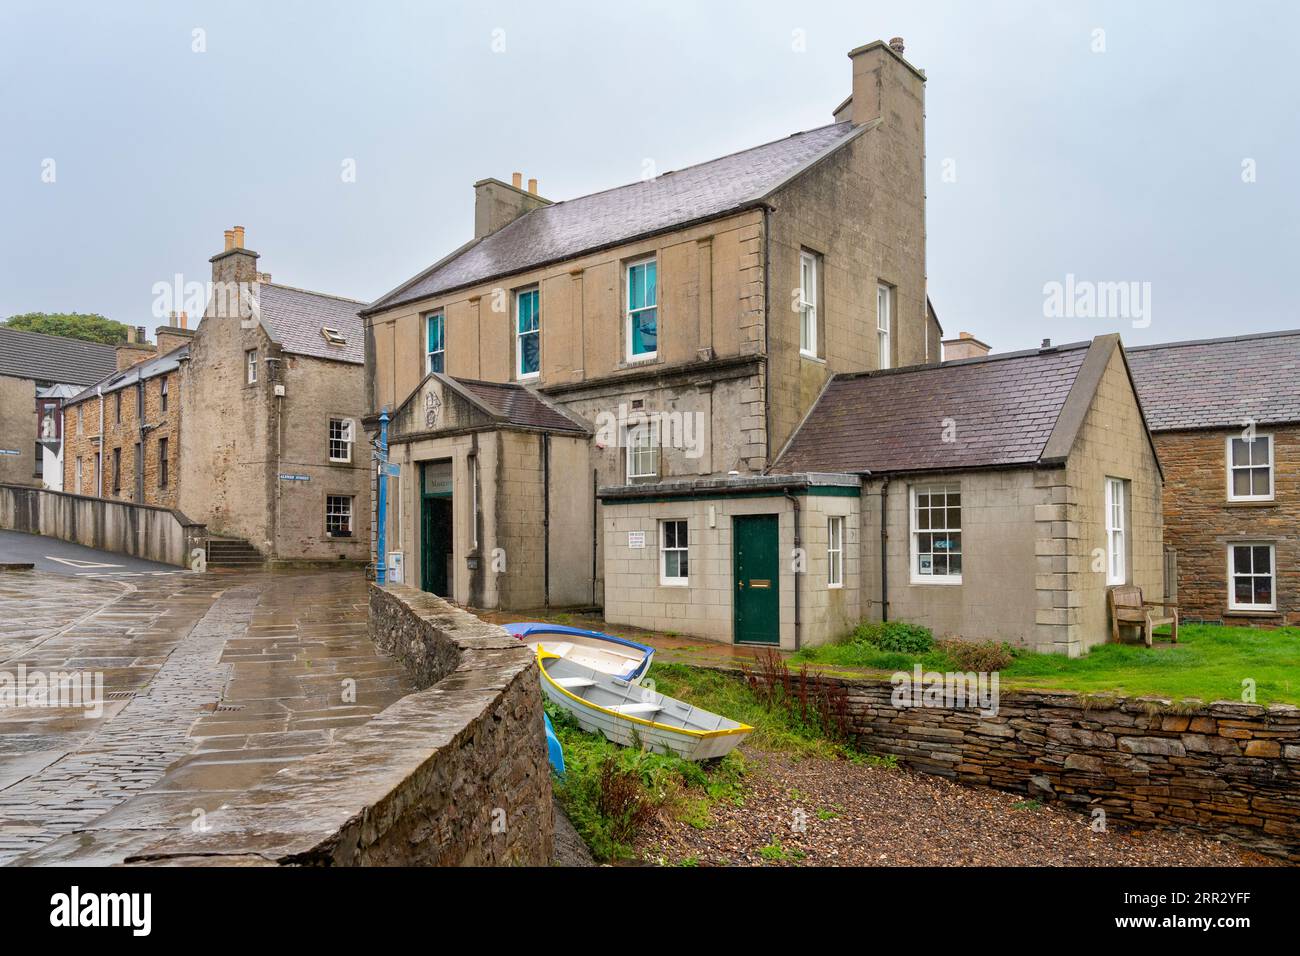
[505,622,653,681]
[538,649,752,761]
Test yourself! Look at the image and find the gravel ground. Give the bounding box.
[637,748,1281,867]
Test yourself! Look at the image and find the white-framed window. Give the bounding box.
[1228,542,1276,611]
[1227,434,1273,501]
[326,495,354,536]
[467,455,478,551]
[77,404,83,436]
[625,421,658,480]
[515,287,540,379]
[799,251,819,357]
[877,283,893,370]
[160,376,169,412]
[827,516,844,588]
[426,311,445,374]
[660,519,689,586]
[1105,476,1127,585]
[329,417,354,463]
[626,257,657,361]
[75,456,83,495]
[246,349,258,384]
[911,483,961,584]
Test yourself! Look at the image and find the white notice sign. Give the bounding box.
[627,531,646,549]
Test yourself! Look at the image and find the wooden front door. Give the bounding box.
[419,460,454,597]
[733,514,780,645]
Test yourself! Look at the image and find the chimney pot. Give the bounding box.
[137,326,147,343]
[223,229,234,252]
[179,311,188,330]
[512,172,523,188]
[1041,338,1052,349]
[889,36,905,54]
[528,177,538,195]
[233,225,245,249]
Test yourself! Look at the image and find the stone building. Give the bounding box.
[1128,330,1300,625]
[770,335,1164,656]
[60,319,192,506]
[176,228,371,565]
[0,326,115,490]
[363,39,938,612]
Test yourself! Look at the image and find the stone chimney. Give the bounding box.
[209,225,260,318]
[115,329,156,370]
[942,332,992,361]
[834,38,926,129]
[156,314,196,356]
[473,175,550,239]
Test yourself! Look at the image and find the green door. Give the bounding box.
[733,514,780,645]
[419,461,454,596]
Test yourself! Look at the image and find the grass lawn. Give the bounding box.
[790,623,1300,706]
[548,661,855,861]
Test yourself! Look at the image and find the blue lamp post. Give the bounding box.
[375,410,389,585]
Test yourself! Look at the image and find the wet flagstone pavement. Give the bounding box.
[0,568,413,865]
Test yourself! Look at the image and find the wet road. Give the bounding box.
[0,567,414,865]
[0,529,183,577]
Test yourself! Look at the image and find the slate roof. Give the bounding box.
[456,378,588,434]
[1126,329,1300,431]
[67,344,188,405]
[0,326,117,386]
[258,283,365,365]
[772,342,1094,476]
[366,121,864,314]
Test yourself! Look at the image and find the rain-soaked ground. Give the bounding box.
[0,567,413,865]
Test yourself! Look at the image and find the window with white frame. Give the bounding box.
[877,283,893,370]
[426,311,445,374]
[625,420,658,480]
[799,251,819,357]
[660,519,688,586]
[246,349,258,384]
[1228,543,1275,611]
[329,418,354,463]
[75,456,83,495]
[827,516,844,588]
[1105,477,1127,585]
[326,495,354,536]
[1227,434,1273,501]
[77,404,83,436]
[626,258,657,361]
[911,483,961,583]
[160,376,169,412]
[516,288,540,378]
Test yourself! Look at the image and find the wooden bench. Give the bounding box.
[1108,585,1178,647]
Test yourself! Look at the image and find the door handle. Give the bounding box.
[738,581,745,589]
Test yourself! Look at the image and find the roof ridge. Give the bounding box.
[828,339,1092,384]
[537,121,853,209]
[1127,328,1300,353]
[0,325,118,353]
[262,281,365,306]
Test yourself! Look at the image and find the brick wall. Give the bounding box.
[833,675,1300,863]
[1153,425,1299,624]
[61,372,181,509]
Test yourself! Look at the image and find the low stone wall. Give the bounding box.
[0,483,205,567]
[129,583,552,866]
[833,677,1300,863]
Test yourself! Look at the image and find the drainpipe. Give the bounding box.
[542,433,551,608]
[784,490,802,651]
[591,468,598,607]
[97,385,104,498]
[879,476,890,623]
[376,411,389,585]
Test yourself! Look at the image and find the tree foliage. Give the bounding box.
[4,312,129,345]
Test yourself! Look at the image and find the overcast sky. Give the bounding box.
[2,0,1296,352]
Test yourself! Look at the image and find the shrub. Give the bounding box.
[852,621,935,655]
[937,639,1014,672]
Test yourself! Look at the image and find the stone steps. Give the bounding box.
[205,537,264,569]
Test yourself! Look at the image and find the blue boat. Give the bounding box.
[504,622,654,682]
[543,712,565,775]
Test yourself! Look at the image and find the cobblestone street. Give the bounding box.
[0,568,413,865]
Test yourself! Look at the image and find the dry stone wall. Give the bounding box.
[834,676,1300,863]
